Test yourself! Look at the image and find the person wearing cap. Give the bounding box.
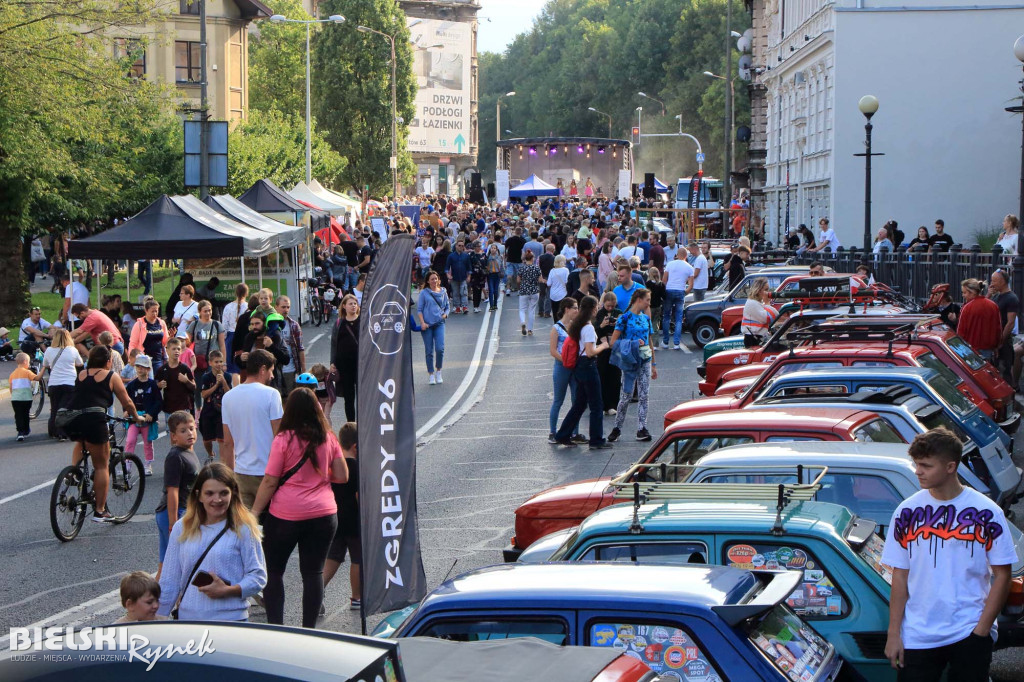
[273,296,305,396]
[0,328,13,362]
[125,354,163,475]
[240,312,290,390]
[19,306,53,353]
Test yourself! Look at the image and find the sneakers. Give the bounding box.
[428,373,437,386]
[435,370,443,384]
[660,342,670,349]
[350,598,361,610]
[17,434,25,442]
[589,442,614,450]
[91,509,114,523]
[144,464,153,476]
[604,409,617,416]
[607,427,621,442]
[474,307,481,313]
[463,308,469,315]
[548,433,557,443]
[571,434,588,444]
[673,344,681,350]
[554,438,578,447]
[521,324,527,336]
[637,428,652,442]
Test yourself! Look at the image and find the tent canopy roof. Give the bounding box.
[237,179,308,214]
[509,174,560,198]
[204,195,307,250]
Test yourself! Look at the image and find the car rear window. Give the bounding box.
[416,618,568,645]
[577,541,709,565]
[945,335,987,371]
[855,534,893,585]
[588,622,723,679]
[852,418,904,443]
[916,408,970,443]
[746,605,834,681]
[724,542,848,619]
[917,351,966,386]
[926,374,975,416]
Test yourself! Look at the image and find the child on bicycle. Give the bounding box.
[113,571,164,623]
[126,355,162,476]
[9,352,39,441]
[155,410,201,581]
[198,350,237,463]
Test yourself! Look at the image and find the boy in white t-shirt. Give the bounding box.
[881,427,1018,680]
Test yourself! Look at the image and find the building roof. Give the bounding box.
[497,136,631,148]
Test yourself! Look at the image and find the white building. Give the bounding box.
[756,0,1024,250]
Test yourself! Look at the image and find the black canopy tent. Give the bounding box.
[236,178,307,214]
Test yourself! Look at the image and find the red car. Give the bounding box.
[503,406,906,561]
[698,316,1019,432]
[718,274,869,337]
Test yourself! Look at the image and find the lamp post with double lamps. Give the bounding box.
[357,24,404,196]
[588,106,612,138]
[269,13,346,185]
[637,91,665,116]
[855,95,881,253]
[496,91,516,168]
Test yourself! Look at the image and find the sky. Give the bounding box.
[477,0,548,54]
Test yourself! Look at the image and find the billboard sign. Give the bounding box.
[407,18,472,155]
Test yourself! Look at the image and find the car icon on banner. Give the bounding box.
[372,301,406,336]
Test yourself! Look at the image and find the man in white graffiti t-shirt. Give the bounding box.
[881,428,1017,681]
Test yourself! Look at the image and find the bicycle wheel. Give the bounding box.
[310,293,323,327]
[31,377,46,419]
[107,450,145,523]
[50,466,88,542]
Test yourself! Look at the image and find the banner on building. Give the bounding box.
[407,18,472,155]
[617,170,631,200]
[495,170,510,204]
[358,233,427,619]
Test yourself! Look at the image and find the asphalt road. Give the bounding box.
[2,296,1023,678]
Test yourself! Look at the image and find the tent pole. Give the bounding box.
[240,258,245,284]
[258,258,263,290]
[276,249,281,298]
[126,259,131,305]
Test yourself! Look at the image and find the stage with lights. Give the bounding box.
[496,137,632,198]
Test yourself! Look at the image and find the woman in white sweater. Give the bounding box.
[158,463,267,621]
[740,277,778,348]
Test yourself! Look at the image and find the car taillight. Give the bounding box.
[510,535,517,548]
[1005,577,1024,617]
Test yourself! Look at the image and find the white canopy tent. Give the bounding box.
[290,182,349,217]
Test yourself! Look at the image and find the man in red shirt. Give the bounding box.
[70,303,124,357]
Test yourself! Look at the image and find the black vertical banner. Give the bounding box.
[687,173,701,209]
[358,233,427,617]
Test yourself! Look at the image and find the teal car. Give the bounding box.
[527,499,896,681]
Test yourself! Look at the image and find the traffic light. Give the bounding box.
[632,126,640,144]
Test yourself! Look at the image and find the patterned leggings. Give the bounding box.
[614,360,651,431]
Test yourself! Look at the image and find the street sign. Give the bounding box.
[696,152,706,163]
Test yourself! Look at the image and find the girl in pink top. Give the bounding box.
[251,388,348,628]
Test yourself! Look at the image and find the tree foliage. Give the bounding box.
[311,0,417,196]
[477,0,750,183]
[248,0,312,119]
[0,0,183,323]
[227,108,347,196]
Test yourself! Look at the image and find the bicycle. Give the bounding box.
[26,342,48,419]
[306,276,324,327]
[49,415,146,542]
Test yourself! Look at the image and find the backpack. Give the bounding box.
[561,334,579,370]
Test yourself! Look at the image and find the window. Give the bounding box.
[856,534,893,584]
[724,542,849,619]
[917,351,966,387]
[577,541,709,565]
[765,435,823,442]
[770,384,848,397]
[773,361,842,377]
[651,435,754,475]
[587,621,724,679]
[113,38,145,79]
[926,375,975,416]
[746,606,834,678]
[175,41,201,83]
[180,0,200,14]
[851,361,896,368]
[851,419,903,444]
[944,337,986,371]
[815,474,903,530]
[416,618,568,645]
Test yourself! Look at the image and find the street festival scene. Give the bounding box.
[8,2,1024,682]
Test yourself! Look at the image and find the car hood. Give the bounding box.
[664,395,738,427]
[516,479,614,519]
[702,335,745,362]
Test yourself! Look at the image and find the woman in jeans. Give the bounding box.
[251,389,348,628]
[518,250,542,336]
[417,271,450,385]
[42,328,84,440]
[607,288,657,443]
[485,244,503,311]
[330,294,360,422]
[594,292,622,415]
[128,298,169,372]
[554,295,613,450]
[221,283,248,373]
[157,463,267,621]
[548,299,585,444]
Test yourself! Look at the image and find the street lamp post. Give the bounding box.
[270,13,346,185]
[357,24,401,197]
[637,92,665,116]
[588,106,612,137]
[856,95,880,252]
[635,106,642,146]
[1008,36,1024,305]
[703,71,735,173]
[496,91,515,169]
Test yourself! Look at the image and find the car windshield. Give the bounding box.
[745,605,833,680]
[852,418,904,443]
[927,374,976,417]
[945,335,987,371]
[917,351,965,387]
[854,534,893,585]
[915,407,971,443]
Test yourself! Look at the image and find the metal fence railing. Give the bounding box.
[786,245,1014,303]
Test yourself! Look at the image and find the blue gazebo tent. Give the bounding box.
[509,174,560,198]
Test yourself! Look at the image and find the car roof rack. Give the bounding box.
[755,385,915,406]
[783,315,940,347]
[608,463,827,536]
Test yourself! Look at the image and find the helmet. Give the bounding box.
[295,373,319,387]
[265,312,285,333]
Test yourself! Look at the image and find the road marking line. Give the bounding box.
[0,482,50,506]
[308,331,326,347]
[0,586,123,651]
[416,298,501,440]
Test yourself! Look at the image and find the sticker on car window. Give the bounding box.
[589,622,723,680]
[725,543,847,619]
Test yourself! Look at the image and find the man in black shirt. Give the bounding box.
[727,246,749,290]
[504,227,526,294]
[990,269,1019,383]
[538,243,556,318]
[929,219,954,252]
[339,238,359,292]
[355,235,373,276]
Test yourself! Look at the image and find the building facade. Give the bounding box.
[400,0,480,196]
[751,0,1024,249]
[111,0,270,124]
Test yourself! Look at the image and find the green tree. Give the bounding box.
[228,108,347,196]
[249,0,312,118]
[0,1,181,324]
[311,0,416,196]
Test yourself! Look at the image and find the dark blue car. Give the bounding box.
[385,562,843,681]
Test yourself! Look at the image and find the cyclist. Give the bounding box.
[64,345,142,522]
